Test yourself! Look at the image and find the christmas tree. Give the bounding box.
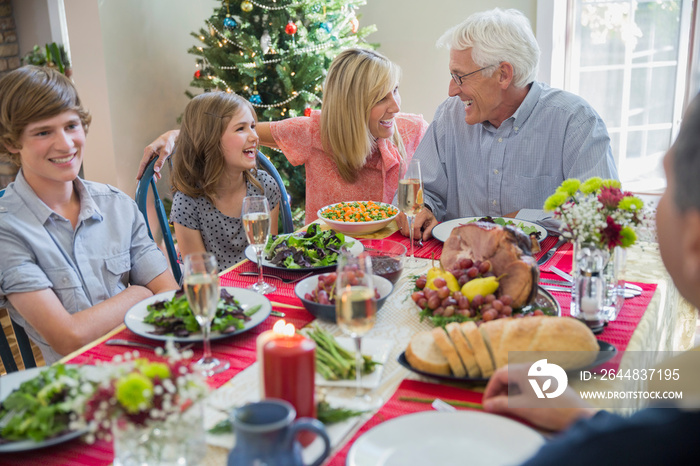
[187,0,377,216]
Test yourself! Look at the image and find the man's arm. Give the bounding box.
[563,109,619,181]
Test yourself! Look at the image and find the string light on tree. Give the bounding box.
[350,17,359,33]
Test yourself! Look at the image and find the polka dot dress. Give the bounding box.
[170,171,281,270]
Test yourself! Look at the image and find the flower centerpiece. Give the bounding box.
[543,177,644,250]
[74,346,208,464]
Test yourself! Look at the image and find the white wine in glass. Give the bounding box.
[335,252,378,406]
[242,196,276,295]
[399,159,423,267]
[184,252,230,376]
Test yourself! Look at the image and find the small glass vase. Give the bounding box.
[602,246,627,321]
[570,242,608,333]
[112,403,205,466]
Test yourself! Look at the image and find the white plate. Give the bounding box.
[314,337,393,388]
[124,287,272,343]
[346,411,545,466]
[432,217,548,243]
[317,201,399,236]
[246,234,364,272]
[0,365,104,453]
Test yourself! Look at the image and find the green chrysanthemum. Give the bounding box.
[601,179,622,189]
[140,362,171,380]
[115,373,154,414]
[618,196,644,212]
[580,177,603,194]
[544,191,568,211]
[557,178,581,196]
[620,226,637,248]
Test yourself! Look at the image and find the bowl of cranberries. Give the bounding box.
[294,272,393,322]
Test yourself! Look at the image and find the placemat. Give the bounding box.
[385,231,443,260]
[327,379,485,465]
[0,438,113,466]
[219,261,306,308]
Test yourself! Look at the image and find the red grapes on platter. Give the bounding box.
[304,272,379,305]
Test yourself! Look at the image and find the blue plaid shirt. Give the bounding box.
[414,81,619,221]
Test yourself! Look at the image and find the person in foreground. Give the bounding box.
[139,48,428,223]
[398,8,618,240]
[482,93,700,465]
[169,92,281,270]
[0,66,178,364]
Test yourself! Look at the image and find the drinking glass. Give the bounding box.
[184,252,230,376]
[242,195,276,295]
[398,159,424,267]
[335,251,377,404]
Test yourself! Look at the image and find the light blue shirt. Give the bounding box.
[415,81,619,221]
[0,170,168,363]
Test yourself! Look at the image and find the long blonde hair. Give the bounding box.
[320,48,406,183]
[171,92,262,204]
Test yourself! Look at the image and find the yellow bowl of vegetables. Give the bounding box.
[318,201,399,235]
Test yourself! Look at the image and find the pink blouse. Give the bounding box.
[270,110,428,223]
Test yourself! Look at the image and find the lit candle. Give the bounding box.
[263,321,316,446]
[256,320,289,398]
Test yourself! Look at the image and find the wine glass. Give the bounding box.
[242,195,276,295]
[184,252,230,376]
[398,159,424,267]
[335,251,378,405]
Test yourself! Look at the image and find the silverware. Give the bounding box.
[238,271,313,284]
[550,266,643,293]
[105,339,194,352]
[540,281,640,299]
[271,310,286,317]
[537,237,568,266]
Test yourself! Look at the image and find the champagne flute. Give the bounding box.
[242,195,276,295]
[184,252,230,376]
[398,159,424,267]
[335,251,378,405]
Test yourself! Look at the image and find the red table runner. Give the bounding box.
[327,379,486,465]
[219,261,305,307]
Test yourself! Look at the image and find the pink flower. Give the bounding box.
[601,216,623,249]
[598,186,624,209]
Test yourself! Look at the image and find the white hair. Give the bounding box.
[437,8,540,88]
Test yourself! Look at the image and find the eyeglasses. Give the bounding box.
[450,65,495,86]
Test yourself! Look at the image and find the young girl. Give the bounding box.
[169,92,281,270]
[140,48,428,223]
[0,66,178,364]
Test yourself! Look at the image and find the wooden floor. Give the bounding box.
[0,308,45,376]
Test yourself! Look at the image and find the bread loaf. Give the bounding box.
[405,316,600,378]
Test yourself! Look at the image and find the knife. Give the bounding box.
[550,265,643,293]
[537,238,568,266]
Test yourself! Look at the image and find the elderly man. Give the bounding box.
[398,8,618,240]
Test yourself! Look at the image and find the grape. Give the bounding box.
[433,306,445,316]
[417,297,428,308]
[533,309,545,316]
[457,295,469,309]
[424,288,437,300]
[491,300,503,311]
[432,277,447,288]
[323,273,337,285]
[411,291,424,302]
[478,261,491,274]
[442,296,457,308]
[501,305,513,316]
[458,258,474,269]
[427,296,441,310]
[456,309,470,317]
[443,306,455,317]
[437,286,450,299]
[415,276,427,289]
[500,295,513,306]
[304,293,314,301]
[485,294,496,303]
[482,309,498,321]
[467,267,479,279]
[471,294,484,308]
[458,275,469,286]
[452,291,462,300]
[317,290,330,305]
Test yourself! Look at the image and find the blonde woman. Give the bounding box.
[139,48,428,223]
[170,92,281,269]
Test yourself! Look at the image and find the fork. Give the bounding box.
[238,271,313,284]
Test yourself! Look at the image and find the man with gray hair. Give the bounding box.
[397,8,619,240]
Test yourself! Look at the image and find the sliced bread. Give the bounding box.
[479,318,510,370]
[446,322,480,378]
[405,331,451,376]
[460,321,494,377]
[431,327,467,377]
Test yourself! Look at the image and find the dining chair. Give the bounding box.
[135,156,183,285]
[256,151,294,234]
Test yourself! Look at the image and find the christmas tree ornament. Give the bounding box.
[224,15,238,29]
[194,69,202,79]
[249,92,263,105]
[304,106,312,117]
[241,1,253,13]
[260,30,271,54]
[350,17,359,34]
[285,21,298,35]
[320,22,332,33]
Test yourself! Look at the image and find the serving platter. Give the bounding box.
[314,337,393,388]
[246,234,364,273]
[432,217,548,243]
[124,287,271,343]
[398,340,617,383]
[346,411,544,466]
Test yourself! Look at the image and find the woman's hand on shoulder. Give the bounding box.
[137,129,180,180]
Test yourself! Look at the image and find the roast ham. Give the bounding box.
[441,222,539,308]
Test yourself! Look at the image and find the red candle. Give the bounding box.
[263,327,316,445]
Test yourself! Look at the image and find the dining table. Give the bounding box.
[1,217,696,466]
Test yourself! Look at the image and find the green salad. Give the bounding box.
[0,364,84,443]
[263,223,352,269]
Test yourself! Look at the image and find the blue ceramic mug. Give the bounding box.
[227,399,331,466]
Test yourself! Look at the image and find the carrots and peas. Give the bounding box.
[320,201,398,223]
